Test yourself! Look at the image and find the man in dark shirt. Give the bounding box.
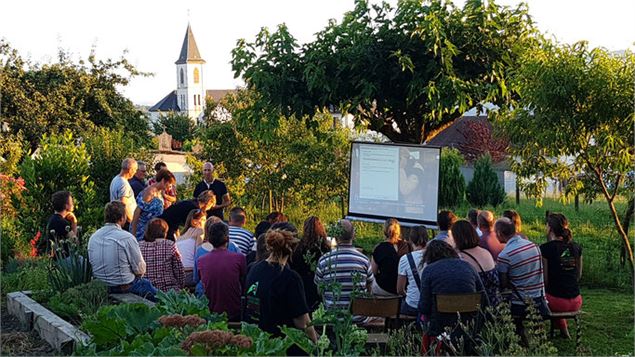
[193,162,231,220]
[44,191,78,257]
[128,161,147,198]
[159,190,216,240]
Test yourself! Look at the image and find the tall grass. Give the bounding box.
[243,197,632,291]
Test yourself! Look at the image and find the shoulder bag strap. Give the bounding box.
[461,250,485,273]
[406,253,422,290]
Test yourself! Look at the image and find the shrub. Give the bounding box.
[1,258,51,294]
[439,148,466,208]
[83,127,153,207]
[466,153,506,208]
[19,131,99,239]
[46,280,108,324]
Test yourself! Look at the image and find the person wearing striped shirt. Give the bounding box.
[228,207,255,255]
[314,219,374,321]
[496,217,548,345]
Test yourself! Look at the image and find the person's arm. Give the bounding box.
[127,238,146,277]
[64,212,78,238]
[499,272,510,289]
[576,255,583,282]
[293,313,318,343]
[397,275,408,296]
[542,257,549,288]
[130,207,141,236]
[370,256,378,275]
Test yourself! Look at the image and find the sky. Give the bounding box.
[1,0,633,106]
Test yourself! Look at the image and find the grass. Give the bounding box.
[553,288,634,356]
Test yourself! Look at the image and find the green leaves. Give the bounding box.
[155,289,215,318]
[439,148,466,208]
[466,153,506,208]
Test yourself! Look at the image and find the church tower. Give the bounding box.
[175,23,206,122]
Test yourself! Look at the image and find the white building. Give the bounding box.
[149,24,231,123]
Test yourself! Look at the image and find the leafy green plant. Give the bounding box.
[48,246,92,293]
[439,148,466,208]
[466,153,506,208]
[45,280,108,324]
[155,289,213,318]
[1,258,51,294]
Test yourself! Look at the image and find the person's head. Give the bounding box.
[494,217,516,243]
[135,161,147,180]
[255,221,272,238]
[255,233,269,261]
[121,158,138,178]
[196,190,216,211]
[408,225,428,249]
[144,218,168,242]
[452,220,481,250]
[383,218,401,245]
[202,162,214,181]
[104,201,127,225]
[203,216,223,243]
[270,222,298,234]
[154,162,167,176]
[546,212,572,243]
[301,216,329,251]
[477,210,494,231]
[437,210,457,231]
[52,191,73,213]
[335,219,355,244]
[503,210,522,233]
[423,240,459,264]
[181,208,207,234]
[154,169,176,192]
[265,228,299,264]
[266,212,287,224]
[207,221,229,248]
[467,209,480,228]
[229,207,247,227]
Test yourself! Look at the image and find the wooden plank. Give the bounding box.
[109,293,156,307]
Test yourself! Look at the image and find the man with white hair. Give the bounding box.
[109,158,138,228]
[193,161,231,220]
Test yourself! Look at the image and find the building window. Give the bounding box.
[193,68,200,84]
[180,69,185,85]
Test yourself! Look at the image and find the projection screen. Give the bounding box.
[347,142,441,227]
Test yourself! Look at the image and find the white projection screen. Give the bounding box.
[347,142,441,227]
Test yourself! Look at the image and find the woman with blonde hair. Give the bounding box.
[245,224,318,353]
[370,218,405,296]
[176,209,206,287]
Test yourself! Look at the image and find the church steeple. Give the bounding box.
[175,23,205,64]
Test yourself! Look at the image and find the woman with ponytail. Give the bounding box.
[245,223,318,351]
[540,212,583,338]
[370,218,407,296]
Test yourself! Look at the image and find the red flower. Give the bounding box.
[30,231,42,257]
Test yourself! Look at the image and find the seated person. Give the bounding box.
[418,240,486,337]
[433,210,457,248]
[228,207,255,255]
[397,225,428,316]
[245,225,318,351]
[44,191,78,258]
[496,217,549,344]
[371,218,405,296]
[541,212,583,338]
[139,218,185,292]
[176,209,206,286]
[88,201,157,300]
[453,220,501,306]
[314,219,374,322]
[198,222,246,321]
[193,217,240,296]
[159,190,216,241]
[478,210,505,260]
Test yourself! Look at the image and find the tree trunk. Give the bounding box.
[621,196,635,267]
[606,198,634,268]
[269,190,273,213]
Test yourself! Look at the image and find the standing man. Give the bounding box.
[193,162,231,220]
[110,158,138,229]
[129,161,148,199]
[43,191,78,257]
[149,162,177,209]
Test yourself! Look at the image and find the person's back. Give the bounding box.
[159,199,199,240]
[228,225,254,255]
[315,245,374,313]
[479,229,505,260]
[89,223,141,286]
[199,248,246,321]
[497,235,545,303]
[420,258,483,335]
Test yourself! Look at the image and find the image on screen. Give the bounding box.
[348,142,440,225]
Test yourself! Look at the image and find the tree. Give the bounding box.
[496,42,635,266]
[152,112,196,143]
[458,119,509,163]
[0,40,151,150]
[466,153,506,207]
[231,0,538,143]
[439,148,466,208]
